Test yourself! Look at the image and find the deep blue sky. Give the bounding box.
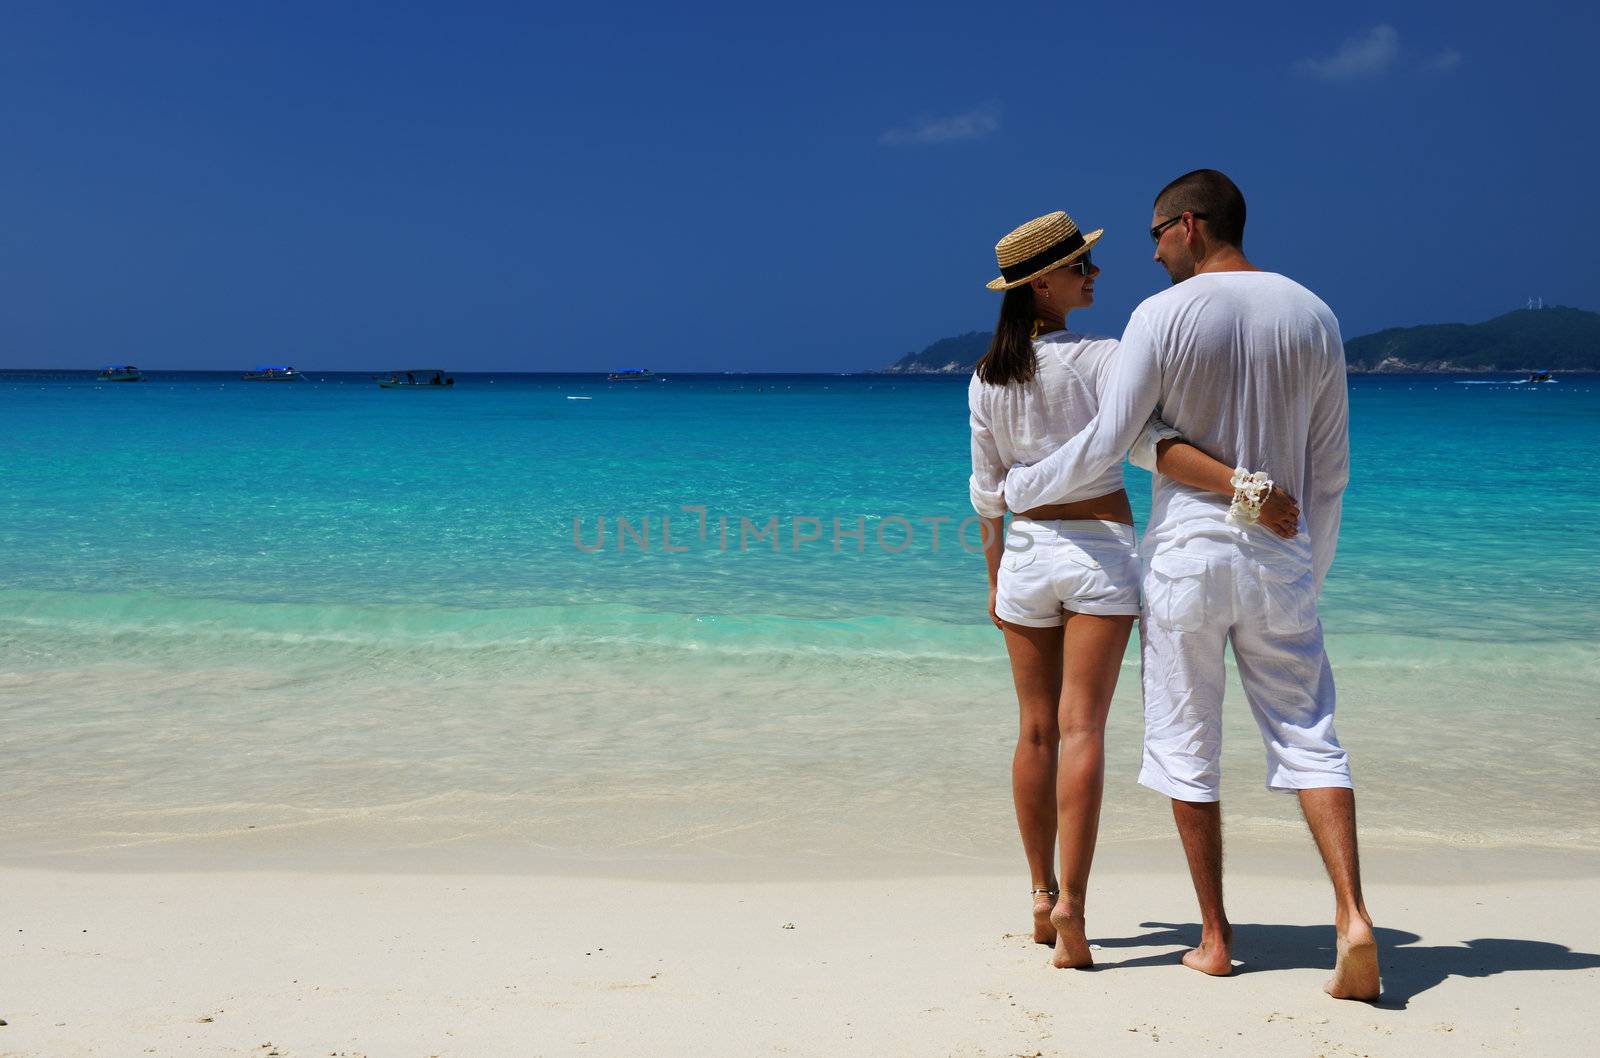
[3,1,1592,372]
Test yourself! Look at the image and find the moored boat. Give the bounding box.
[606,368,656,382]
[243,366,304,381]
[97,365,145,382]
[377,369,454,388]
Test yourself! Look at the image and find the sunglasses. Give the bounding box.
[1059,250,1094,276]
[1150,212,1208,244]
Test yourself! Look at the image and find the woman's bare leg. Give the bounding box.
[1051,611,1135,968]
[1001,619,1065,944]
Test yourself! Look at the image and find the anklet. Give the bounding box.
[1030,885,1059,898]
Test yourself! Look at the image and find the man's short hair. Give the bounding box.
[1153,169,1246,248]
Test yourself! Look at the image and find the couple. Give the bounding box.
[968,169,1379,1000]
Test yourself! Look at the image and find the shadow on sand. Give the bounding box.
[1094,922,1600,1008]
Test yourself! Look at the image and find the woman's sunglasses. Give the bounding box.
[1060,251,1094,276]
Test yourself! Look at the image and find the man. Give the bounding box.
[1002,169,1379,1000]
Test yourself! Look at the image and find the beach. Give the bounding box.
[3,370,1599,1054]
[5,852,1599,1056]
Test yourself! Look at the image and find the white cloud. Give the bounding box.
[880,106,999,146]
[1427,48,1464,73]
[1295,24,1401,80]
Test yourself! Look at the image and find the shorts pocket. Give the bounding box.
[1146,552,1208,632]
[1062,547,1103,571]
[1000,548,1037,574]
[1258,559,1316,635]
[1068,542,1141,596]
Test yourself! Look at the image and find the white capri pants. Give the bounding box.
[1138,534,1351,802]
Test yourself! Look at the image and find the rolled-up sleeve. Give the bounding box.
[968,383,1008,518]
[1129,413,1183,473]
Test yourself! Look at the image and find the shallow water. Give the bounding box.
[2,370,1597,868]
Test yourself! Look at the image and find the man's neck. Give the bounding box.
[1194,246,1259,275]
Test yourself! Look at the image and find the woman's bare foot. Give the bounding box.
[1031,887,1058,945]
[1181,923,1233,976]
[1049,902,1093,968]
[1324,915,1380,1000]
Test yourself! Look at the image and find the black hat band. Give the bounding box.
[999,229,1087,283]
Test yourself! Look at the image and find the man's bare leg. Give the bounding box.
[1001,620,1064,944]
[1171,799,1233,975]
[1297,787,1380,1000]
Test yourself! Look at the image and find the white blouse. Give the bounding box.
[968,330,1174,518]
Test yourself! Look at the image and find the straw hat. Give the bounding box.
[985,211,1103,291]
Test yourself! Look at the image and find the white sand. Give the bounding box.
[4,855,1598,1057]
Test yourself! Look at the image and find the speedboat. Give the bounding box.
[243,366,304,381]
[606,368,656,381]
[378,369,454,388]
[1527,370,1555,384]
[97,365,145,382]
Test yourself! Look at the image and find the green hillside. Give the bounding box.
[1342,306,1600,371]
[883,306,1600,374]
[881,331,990,374]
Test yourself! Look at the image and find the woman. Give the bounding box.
[968,211,1297,969]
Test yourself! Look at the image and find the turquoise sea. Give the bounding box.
[2,370,1597,870]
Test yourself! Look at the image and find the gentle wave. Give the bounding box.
[0,587,1007,666]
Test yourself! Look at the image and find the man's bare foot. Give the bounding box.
[1181,924,1233,976]
[1049,902,1092,968]
[1325,916,1380,1000]
[1031,888,1058,945]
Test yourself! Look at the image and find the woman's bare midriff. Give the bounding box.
[1017,489,1133,526]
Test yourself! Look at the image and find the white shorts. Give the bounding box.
[1138,534,1351,802]
[994,518,1142,627]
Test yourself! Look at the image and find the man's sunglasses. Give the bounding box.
[1150,212,1208,244]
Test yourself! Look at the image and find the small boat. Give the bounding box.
[243,366,304,382]
[97,365,145,382]
[378,369,454,388]
[1527,370,1555,384]
[606,368,656,382]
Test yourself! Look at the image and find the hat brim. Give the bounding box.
[985,229,1103,291]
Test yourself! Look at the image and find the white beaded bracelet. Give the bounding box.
[1227,467,1273,526]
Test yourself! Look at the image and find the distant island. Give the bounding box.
[1342,306,1598,372]
[881,331,994,374]
[882,306,1600,374]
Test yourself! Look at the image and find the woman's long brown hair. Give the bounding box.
[975,285,1037,386]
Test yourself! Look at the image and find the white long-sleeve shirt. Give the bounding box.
[968,331,1125,518]
[968,331,1178,518]
[1002,272,1350,590]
